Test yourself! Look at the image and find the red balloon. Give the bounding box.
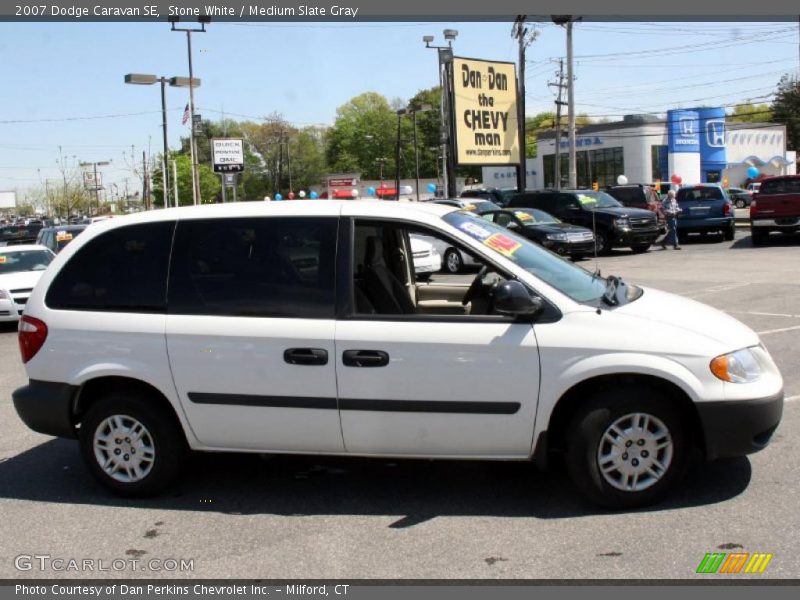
[287,192,295,200]
[670,174,682,185]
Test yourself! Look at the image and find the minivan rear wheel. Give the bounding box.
[565,388,688,509]
[79,392,186,497]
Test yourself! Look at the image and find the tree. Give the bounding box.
[729,102,773,123]
[151,153,220,207]
[771,75,800,150]
[326,92,397,179]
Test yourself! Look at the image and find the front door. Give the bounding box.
[335,216,541,457]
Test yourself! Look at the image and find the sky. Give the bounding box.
[1,20,798,200]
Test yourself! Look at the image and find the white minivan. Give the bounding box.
[13,201,783,508]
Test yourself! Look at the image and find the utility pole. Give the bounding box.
[566,18,577,189]
[285,134,293,194]
[142,151,150,211]
[172,161,179,208]
[512,16,538,192]
[548,59,567,190]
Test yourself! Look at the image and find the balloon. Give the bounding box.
[616,175,628,185]
[351,188,359,198]
[427,182,437,193]
[298,190,306,198]
[263,196,271,202]
[670,174,682,185]
[367,186,376,197]
[309,191,318,199]
[747,166,759,179]
[287,192,295,200]
[275,193,283,201]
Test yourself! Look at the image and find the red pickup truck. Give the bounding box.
[750,175,800,246]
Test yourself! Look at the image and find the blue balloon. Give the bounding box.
[309,191,318,199]
[747,166,759,179]
[427,182,437,193]
[275,193,283,201]
[367,186,376,197]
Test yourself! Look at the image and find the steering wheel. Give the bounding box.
[462,265,488,306]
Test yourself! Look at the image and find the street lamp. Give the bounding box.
[78,160,111,216]
[170,16,208,205]
[423,30,457,198]
[124,73,199,209]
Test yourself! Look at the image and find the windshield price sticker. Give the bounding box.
[514,211,533,221]
[484,233,521,257]
[577,194,597,206]
[0,256,6,263]
[458,221,493,240]
[56,233,73,241]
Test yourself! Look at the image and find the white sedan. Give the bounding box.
[0,245,55,322]
[409,235,442,280]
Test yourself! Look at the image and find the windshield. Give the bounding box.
[443,211,607,303]
[572,191,622,209]
[511,208,560,224]
[0,249,53,275]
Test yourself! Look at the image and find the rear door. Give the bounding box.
[757,178,800,218]
[166,214,344,453]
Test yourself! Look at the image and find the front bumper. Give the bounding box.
[696,391,783,460]
[544,239,596,256]
[12,380,79,438]
[0,298,22,321]
[613,228,660,247]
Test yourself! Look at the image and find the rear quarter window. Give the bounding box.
[759,179,800,195]
[46,222,175,312]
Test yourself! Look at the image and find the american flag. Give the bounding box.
[181,103,190,126]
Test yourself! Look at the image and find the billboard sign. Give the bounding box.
[212,138,245,173]
[452,57,520,166]
[82,171,102,190]
[0,190,16,209]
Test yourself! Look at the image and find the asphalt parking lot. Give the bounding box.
[0,228,798,580]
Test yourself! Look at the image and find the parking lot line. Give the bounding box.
[684,282,751,298]
[756,325,800,336]
[728,311,800,319]
[786,395,799,402]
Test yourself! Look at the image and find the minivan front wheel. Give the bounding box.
[565,389,688,509]
[79,392,186,497]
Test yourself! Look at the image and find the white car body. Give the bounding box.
[0,244,54,322]
[13,201,784,504]
[409,235,442,275]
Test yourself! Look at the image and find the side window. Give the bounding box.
[168,217,337,319]
[352,220,509,318]
[46,222,174,312]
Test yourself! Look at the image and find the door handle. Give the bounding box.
[342,350,390,367]
[283,348,328,366]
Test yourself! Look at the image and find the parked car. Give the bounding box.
[36,224,88,254]
[749,175,800,246]
[674,185,735,242]
[0,223,43,246]
[12,202,784,508]
[481,208,595,260]
[746,182,762,194]
[726,188,752,209]
[508,190,660,255]
[409,234,441,280]
[606,184,666,234]
[432,198,500,214]
[460,187,517,208]
[0,244,55,322]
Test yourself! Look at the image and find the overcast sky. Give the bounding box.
[1,20,798,197]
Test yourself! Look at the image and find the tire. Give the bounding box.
[735,199,745,209]
[724,225,735,242]
[79,391,187,497]
[594,230,611,256]
[565,387,688,509]
[443,248,463,274]
[751,230,767,246]
[630,244,650,254]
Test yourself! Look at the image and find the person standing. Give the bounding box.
[659,190,682,250]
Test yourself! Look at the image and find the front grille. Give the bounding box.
[0,310,10,316]
[629,216,657,230]
[567,231,594,242]
[10,288,33,294]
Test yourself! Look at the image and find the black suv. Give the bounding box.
[508,190,660,254]
[460,187,517,208]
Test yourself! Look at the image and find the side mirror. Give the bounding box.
[493,280,544,317]
[506,221,520,230]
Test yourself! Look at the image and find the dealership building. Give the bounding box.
[482,107,796,190]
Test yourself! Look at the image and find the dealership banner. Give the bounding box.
[452,57,520,166]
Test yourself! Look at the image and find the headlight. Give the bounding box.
[710,348,762,383]
[0,289,9,300]
[546,233,568,241]
[613,218,630,230]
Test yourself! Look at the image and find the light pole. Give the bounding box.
[78,160,111,215]
[124,73,198,209]
[170,16,209,205]
[375,158,387,191]
[424,29,457,198]
[553,15,579,189]
[395,109,405,201]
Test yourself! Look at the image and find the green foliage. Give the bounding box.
[729,102,773,124]
[152,153,220,207]
[771,75,800,150]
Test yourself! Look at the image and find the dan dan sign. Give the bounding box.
[452,57,520,166]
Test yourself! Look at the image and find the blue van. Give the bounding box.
[675,184,735,243]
